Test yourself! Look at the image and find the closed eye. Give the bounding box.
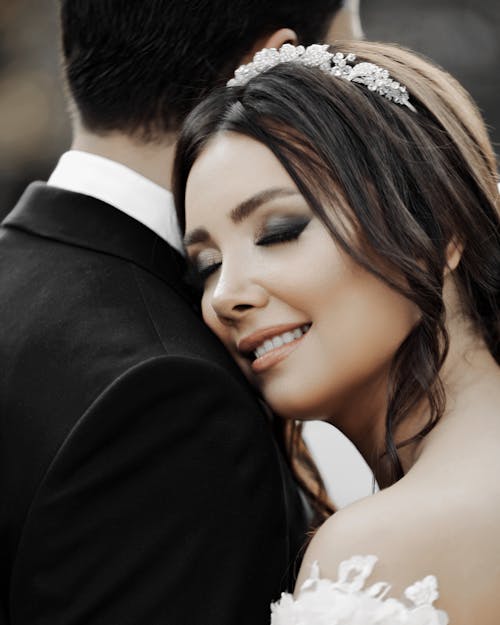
[255,216,310,246]
[188,248,222,287]
[197,261,221,282]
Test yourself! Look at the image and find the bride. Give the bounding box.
[173,41,500,624]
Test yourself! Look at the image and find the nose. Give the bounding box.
[210,265,268,324]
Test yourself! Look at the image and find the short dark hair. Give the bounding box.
[60,0,342,139]
[173,41,500,486]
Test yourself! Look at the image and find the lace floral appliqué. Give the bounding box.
[271,555,449,624]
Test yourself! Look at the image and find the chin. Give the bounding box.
[265,392,330,422]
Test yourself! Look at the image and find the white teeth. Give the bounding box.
[253,325,310,359]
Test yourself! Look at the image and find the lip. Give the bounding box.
[237,322,310,356]
[251,334,307,374]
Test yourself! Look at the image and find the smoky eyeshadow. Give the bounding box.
[255,214,311,245]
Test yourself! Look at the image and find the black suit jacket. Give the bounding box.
[0,183,308,625]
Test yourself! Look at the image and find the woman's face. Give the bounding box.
[184,132,419,428]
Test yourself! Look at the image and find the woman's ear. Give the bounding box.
[444,238,464,275]
[239,28,298,65]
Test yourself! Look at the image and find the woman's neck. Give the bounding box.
[382,313,499,486]
[339,303,499,488]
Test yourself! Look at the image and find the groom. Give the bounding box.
[0,1,356,623]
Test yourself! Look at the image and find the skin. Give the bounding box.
[184,132,500,624]
[185,133,420,463]
[326,0,364,41]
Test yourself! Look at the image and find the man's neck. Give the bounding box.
[71,127,177,191]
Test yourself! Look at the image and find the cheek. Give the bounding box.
[201,292,239,356]
[201,293,222,338]
[256,266,420,420]
[201,293,254,379]
[314,262,420,379]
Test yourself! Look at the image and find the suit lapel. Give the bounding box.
[3,182,195,304]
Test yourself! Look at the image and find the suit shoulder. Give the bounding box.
[59,354,267,458]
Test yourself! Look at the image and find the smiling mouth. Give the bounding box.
[252,324,311,360]
[242,323,311,373]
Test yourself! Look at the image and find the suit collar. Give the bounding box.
[2,182,192,299]
[48,151,184,254]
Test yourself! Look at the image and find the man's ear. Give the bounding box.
[444,238,464,275]
[240,28,298,65]
[261,28,298,51]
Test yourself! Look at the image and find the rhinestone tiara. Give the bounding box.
[227,43,416,113]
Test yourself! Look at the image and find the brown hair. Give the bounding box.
[174,41,500,508]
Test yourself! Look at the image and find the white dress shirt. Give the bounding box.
[48,150,184,254]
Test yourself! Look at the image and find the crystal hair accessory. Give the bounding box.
[227,43,417,113]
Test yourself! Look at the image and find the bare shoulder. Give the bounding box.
[297,479,500,625]
[297,485,428,593]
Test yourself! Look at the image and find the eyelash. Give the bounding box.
[255,219,310,246]
[185,263,220,294]
[192,219,310,286]
[197,262,222,283]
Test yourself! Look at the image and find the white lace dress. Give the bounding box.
[271,555,449,624]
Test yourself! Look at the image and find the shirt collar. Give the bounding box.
[47,150,184,254]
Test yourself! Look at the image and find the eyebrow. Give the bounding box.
[183,186,299,247]
[230,187,299,223]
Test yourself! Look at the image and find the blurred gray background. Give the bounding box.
[363,0,499,157]
[0,0,499,219]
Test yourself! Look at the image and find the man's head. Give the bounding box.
[60,0,348,142]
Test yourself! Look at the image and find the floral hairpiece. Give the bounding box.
[227,43,416,113]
